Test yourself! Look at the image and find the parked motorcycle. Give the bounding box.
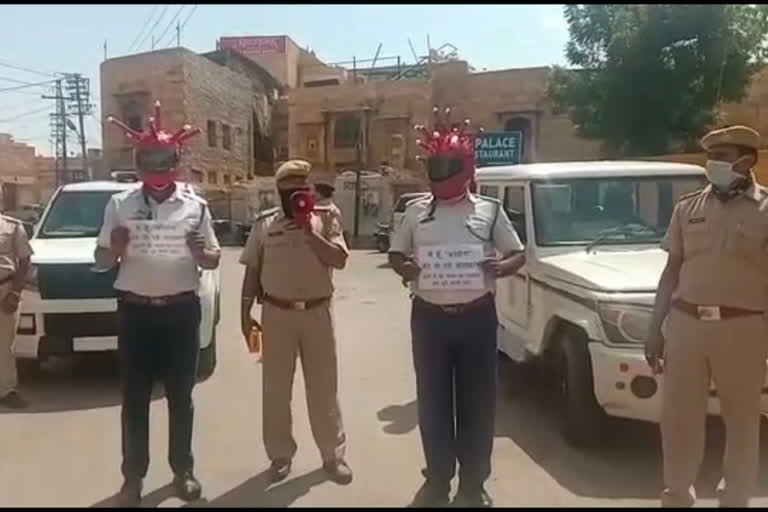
[375,222,390,253]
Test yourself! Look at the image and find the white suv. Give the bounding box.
[476,161,768,447]
[13,180,221,380]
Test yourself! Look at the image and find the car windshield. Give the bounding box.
[38,191,118,239]
[532,175,706,247]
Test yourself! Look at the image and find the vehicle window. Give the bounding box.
[532,175,706,246]
[503,186,527,243]
[38,191,118,239]
[479,185,499,198]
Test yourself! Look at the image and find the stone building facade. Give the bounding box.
[100,47,281,191]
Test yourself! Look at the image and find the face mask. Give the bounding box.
[705,159,744,190]
[278,187,310,218]
[141,172,174,191]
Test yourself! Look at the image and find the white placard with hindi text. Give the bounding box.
[125,220,192,260]
[417,244,485,291]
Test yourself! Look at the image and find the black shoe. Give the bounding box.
[453,486,493,508]
[322,459,353,485]
[0,391,27,409]
[409,480,451,508]
[269,458,292,483]
[116,479,142,507]
[172,471,202,502]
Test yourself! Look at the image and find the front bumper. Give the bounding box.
[589,342,768,423]
[13,296,119,359]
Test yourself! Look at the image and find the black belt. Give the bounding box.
[414,293,494,315]
[118,290,197,307]
[673,299,763,321]
[263,294,330,311]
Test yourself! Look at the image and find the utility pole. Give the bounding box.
[103,40,107,61]
[176,21,181,46]
[65,74,93,180]
[43,80,67,186]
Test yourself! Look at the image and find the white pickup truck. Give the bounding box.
[476,161,768,447]
[13,180,221,380]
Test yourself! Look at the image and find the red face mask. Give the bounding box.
[141,172,174,191]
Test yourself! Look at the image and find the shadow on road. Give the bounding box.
[1,353,164,414]
[189,469,328,508]
[376,360,768,501]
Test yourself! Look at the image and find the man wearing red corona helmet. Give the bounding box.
[389,107,526,507]
[94,102,221,506]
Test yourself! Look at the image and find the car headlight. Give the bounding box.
[24,264,38,292]
[598,302,652,344]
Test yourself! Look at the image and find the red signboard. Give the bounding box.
[218,36,286,56]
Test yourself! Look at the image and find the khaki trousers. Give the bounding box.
[261,302,345,462]
[0,283,20,398]
[661,308,768,507]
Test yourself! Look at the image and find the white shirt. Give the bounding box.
[389,193,524,305]
[96,184,221,297]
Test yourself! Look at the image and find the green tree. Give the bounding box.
[548,4,768,156]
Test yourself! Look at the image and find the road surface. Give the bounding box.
[2,248,768,507]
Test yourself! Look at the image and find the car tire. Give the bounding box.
[556,327,606,448]
[376,237,390,253]
[196,331,217,383]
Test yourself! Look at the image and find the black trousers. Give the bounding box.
[117,296,201,480]
[410,294,498,489]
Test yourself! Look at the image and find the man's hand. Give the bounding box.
[644,331,665,375]
[186,230,206,257]
[110,226,130,256]
[400,260,421,282]
[1,291,20,314]
[480,257,503,279]
[241,311,261,342]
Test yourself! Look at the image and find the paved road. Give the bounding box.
[2,248,768,507]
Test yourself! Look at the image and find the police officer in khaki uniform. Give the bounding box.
[240,160,352,485]
[0,215,33,410]
[646,125,768,507]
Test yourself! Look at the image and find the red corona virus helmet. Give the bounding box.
[107,100,201,173]
[415,106,482,200]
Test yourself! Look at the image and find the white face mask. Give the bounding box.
[705,159,744,189]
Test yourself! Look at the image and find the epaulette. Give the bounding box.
[678,188,706,202]
[476,194,502,205]
[1,215,21,224]
[254,207,280,222]
[405,194,432,210]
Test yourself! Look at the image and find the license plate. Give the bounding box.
[72,336,117,352]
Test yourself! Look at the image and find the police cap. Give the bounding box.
[275,159,311,182]
[701,125,761,152]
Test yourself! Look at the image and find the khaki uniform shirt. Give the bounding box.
[239,206,348,300]
[662,184,768,310]
[0,215,33,280]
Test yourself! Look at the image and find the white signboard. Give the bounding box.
[125,220,192,260]
[417,244,485,291]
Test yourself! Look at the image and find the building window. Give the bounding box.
[207,171,217,185]
[223,174,231,185]
[207,120,217,148]
[334,114,360,148]
[190,168,204,183]
[222,124,232,150]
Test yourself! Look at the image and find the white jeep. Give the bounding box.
[476,161,768,447]
[13,180,221,380]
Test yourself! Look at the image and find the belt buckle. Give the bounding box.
[697,305,721,321]
[293,301,307,311]
[150,297,168,307]
[443,305,460,314]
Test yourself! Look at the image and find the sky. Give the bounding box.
[0,4,569,157]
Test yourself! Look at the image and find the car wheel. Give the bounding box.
[196,330,217,383]
[556,327,606,448]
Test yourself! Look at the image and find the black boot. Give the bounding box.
[116,479,142,507]
[452,484,493,508]
[172,471,202,502]
[409,478,450,508]
[269,458,292,483]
